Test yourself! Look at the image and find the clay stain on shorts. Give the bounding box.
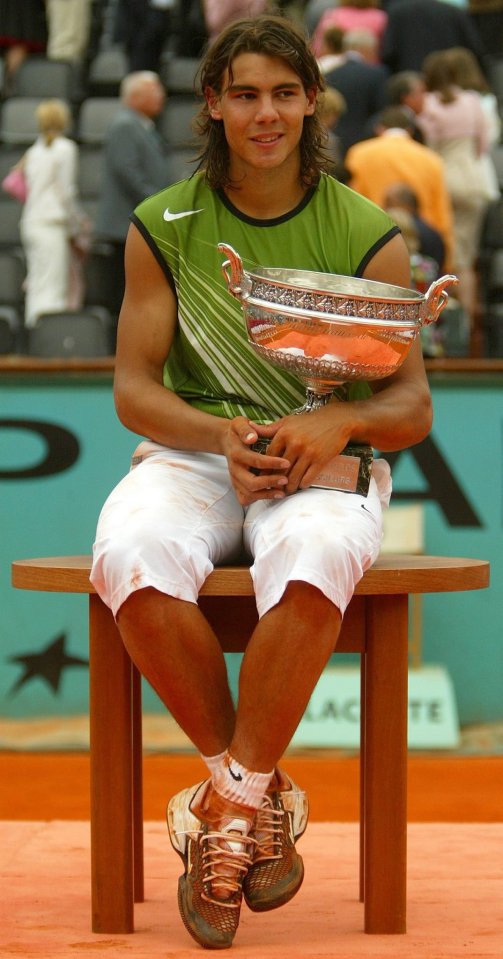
[130,567,144,589]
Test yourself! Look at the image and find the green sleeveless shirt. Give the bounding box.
[132,172,399,423]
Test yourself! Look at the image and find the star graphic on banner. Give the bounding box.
[8,633,88,695]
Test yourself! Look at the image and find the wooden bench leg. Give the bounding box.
[359,652,366,904]
[89,595,135,933]
[132,663,144,903]
[363,594,408,934]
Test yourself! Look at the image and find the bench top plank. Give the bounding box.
[12,554,490,596]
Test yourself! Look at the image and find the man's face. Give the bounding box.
[404,79,426,116]
[206,53,316,179]
[135,78,166,118]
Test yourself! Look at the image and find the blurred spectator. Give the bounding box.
[383,182,446,273]
[389,207,439,295]
[46,0,92,62]
[318,85,347,178]
[20,99,89,328]
[316,25,345,75]
[175,0,208,57]
[202,1,269,45]
[95,71,168,316]
[362,69,427,142]
[386,71,427,116]
[0,0,47,91]
[444,45,501,202]
[304,0,335,36]
[380,0,487,74]
[114,0,174,73]
[345,106,454,264]
[323,28,389,157]
[311,1,388,60]
[468,0,503,58]
[385,204,445,357]
[342,24,382,64]
[416,48,494,328]
[384,71,426,141]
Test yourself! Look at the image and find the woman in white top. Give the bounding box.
[444,45,501,202]
[417,49,492,330]
[20,99,84,328]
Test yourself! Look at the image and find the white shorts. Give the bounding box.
[90,442,392,619]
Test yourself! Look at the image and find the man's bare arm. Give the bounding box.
[114,224,230,453]
[113,224,290,500]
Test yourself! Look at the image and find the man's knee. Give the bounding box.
[281,580,342,620]
[117,585,173,627]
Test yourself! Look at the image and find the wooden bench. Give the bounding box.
[11,554,489,937]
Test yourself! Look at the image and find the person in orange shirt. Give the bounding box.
[345,106,454,268]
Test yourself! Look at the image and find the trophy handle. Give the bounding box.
[421,274,458,326]
[218,243,248,300]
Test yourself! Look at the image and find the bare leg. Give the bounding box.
[231,580,341,771]
[121,580,339,922]
[117,581,340,769]
[117,587,236,756]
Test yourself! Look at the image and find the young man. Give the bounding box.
[90,15,433,950]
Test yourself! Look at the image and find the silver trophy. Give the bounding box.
[219,243,457,493]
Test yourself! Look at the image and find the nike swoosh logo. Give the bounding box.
[163,207,203,222]
[228,765,243,782]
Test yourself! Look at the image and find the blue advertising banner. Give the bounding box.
[1,370,501,744]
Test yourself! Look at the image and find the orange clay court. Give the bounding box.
[1,751,502,959]
[1,750,502,822]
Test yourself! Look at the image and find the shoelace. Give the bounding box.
[253,796,285,863]
[201,829,256,906]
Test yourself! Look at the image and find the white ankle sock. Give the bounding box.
[200,749,227,777]
[212,751,273,810]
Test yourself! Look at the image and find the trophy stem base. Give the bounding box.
[293,388,334,414]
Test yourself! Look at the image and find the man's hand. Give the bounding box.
[223,404,355,503]
[265,404,353,494]
[223,417,290,505]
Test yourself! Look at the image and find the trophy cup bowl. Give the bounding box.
[218,242,457,411]
[218,243,457,493]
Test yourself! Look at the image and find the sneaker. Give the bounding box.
[243,769,308,912]
[167,780,256,949]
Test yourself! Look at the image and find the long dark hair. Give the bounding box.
[194,15,330,189]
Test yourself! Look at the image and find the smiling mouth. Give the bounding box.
[252,134,283,143]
